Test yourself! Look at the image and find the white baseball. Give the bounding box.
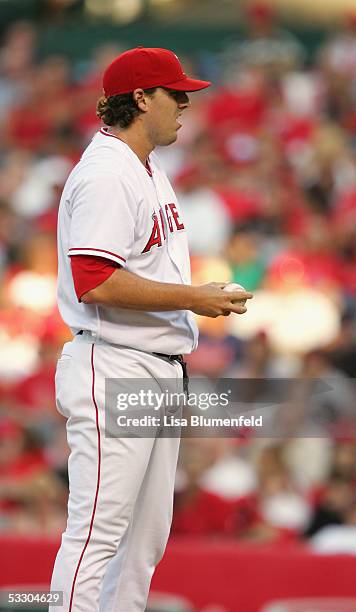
[223,282,247,306]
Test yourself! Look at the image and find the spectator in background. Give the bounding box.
[186,314,242,378]
[331,440,356,483]
[0,199,20,272]
[0,21,37,121]
[300,349,355,430]
[304,440,356,544]
[221,1,305,83]
[329,312,356,378]
[0,418,66,534]
[333,190,356,302]
[228,331,281,379]
[301,124,356,214]
[318,12,356,123]
[38,0,82,22]
[172,439,235,537]
[174,139,232,257]
[309,498,356,554]
[74,44,121,141]
[247,444,311,542]
[225,225,266,291]
[305,475,354,538]
[200,439,257,504]
[0,231,68,382]
[4,55,73,152]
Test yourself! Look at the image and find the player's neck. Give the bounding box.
[109,125,154,165]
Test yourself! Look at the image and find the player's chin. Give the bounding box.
[160,132,178,146]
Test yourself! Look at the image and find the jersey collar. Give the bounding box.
[99,127,153,177]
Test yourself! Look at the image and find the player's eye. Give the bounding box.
[164,88,188,104]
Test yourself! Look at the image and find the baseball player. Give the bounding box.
[50,47,252,612]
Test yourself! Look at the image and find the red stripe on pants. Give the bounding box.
[69,344,101,611]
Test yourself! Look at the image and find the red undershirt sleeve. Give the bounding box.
[70,254,120,302]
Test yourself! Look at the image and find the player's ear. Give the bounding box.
[133,88,150,113]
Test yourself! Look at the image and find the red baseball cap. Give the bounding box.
[103,47,211,96]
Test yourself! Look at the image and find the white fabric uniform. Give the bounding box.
[57,128,198,355]
[50,129,196,612]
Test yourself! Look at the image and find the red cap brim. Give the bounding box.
[163,76,211,92]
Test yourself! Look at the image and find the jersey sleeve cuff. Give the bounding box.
[68,247,126,266]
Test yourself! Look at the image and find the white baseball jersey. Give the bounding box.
[57,128,198,355]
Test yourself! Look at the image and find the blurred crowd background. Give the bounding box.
[0,0,356,556]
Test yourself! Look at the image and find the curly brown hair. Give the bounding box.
[96,88,157,128]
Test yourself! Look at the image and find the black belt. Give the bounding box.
[152,351,182,362]
[153,352,189,393]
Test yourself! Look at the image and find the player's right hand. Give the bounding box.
[190,282,253,318]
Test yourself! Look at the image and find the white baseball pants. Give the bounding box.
[49,334,182,612]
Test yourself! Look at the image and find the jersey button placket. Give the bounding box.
[151,175,186,284]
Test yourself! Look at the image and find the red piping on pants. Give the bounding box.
[69,344,101,611]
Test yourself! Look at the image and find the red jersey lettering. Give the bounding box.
[159,208,166,240]
[168,203,185,230]
[165,204,174,233]
[143,204,185,254]
[142,213,162,253]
